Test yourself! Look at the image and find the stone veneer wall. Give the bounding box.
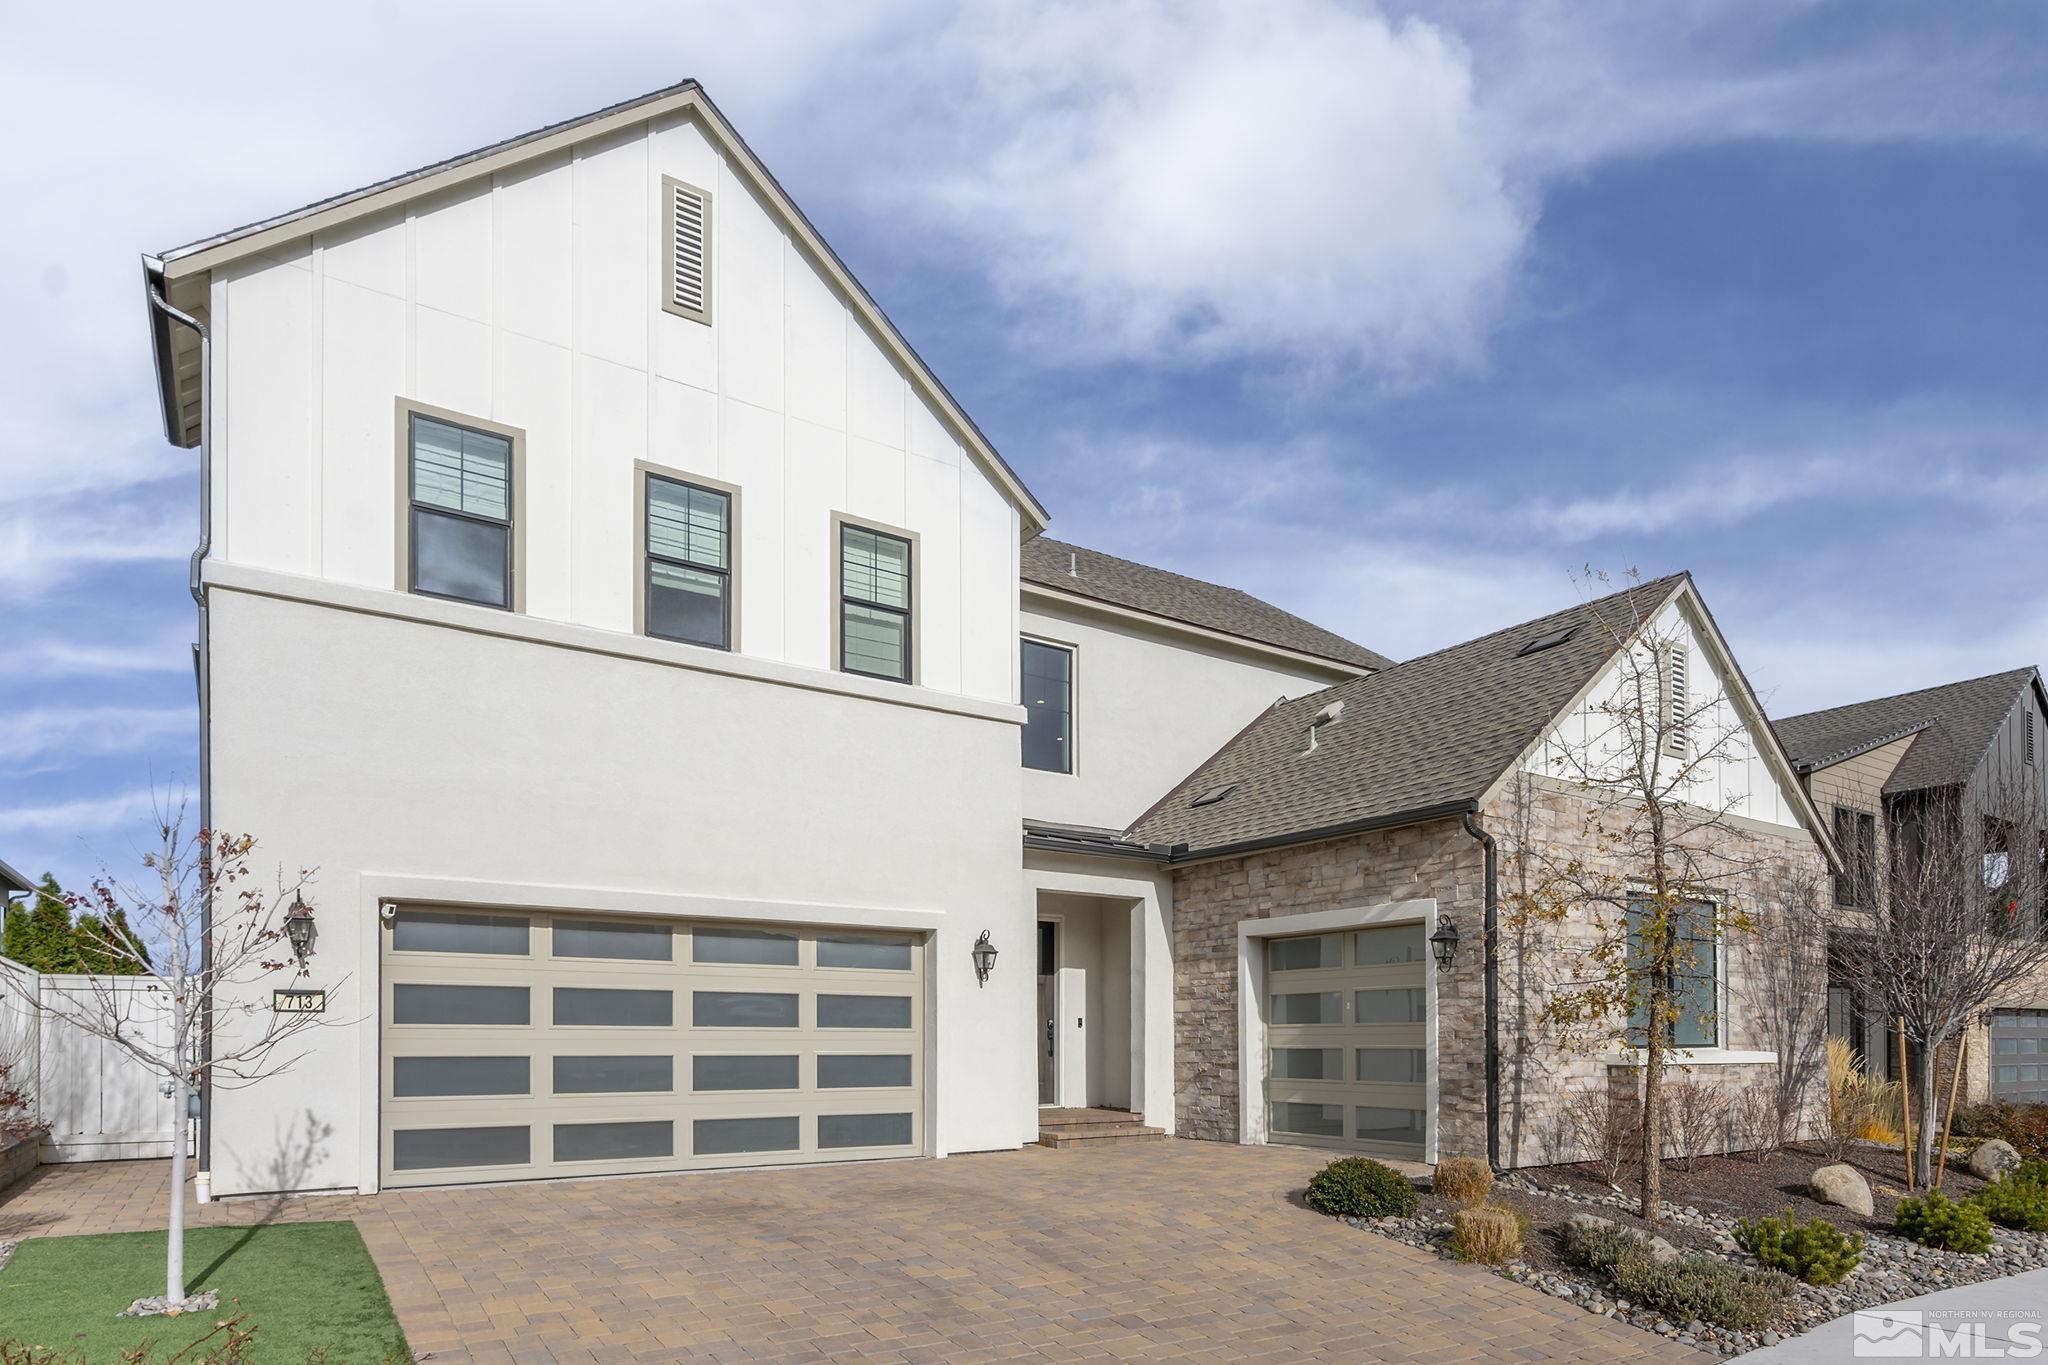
[1167,778,1832,1170]
[1168,817,1489,1156]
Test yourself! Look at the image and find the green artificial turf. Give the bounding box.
[0,1221,409,1363]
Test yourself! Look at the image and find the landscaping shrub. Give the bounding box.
[1969,1177,2048,1233]
[2010,1159,2048,1190]
[1825,1038,1902,1158]
[1610,1255,1795,1333]
[1559,1087,1637,1184]
[1450,1205,1522,1265]
[1734,1208,1864,1285]
[1664,1080,1731,1171]
[1432,1156,1493,1208]
[1304,1156,1418,1219]
[1951,1101,2048,1162]
[1727,1083,1786,1162]
[1562,1221,1654,1276]
[1894,1191,1994,1253]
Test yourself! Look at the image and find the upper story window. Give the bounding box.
[838,522,913,683]
[1624,897,1719,1048]
[640,468,733,650]
[1833,807,1876,908]
[404,406,519,610]
[1021,639,1073,773]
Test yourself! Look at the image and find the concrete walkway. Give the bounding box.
[1,1139,1706,1363]
[1736,1267,2048,1362]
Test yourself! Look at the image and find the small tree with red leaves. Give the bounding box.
[26,796,333,1308]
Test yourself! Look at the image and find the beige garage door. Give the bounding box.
[380,907,925,1188]
[1263,922,1429,1159]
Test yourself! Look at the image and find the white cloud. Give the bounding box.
[0,789,163,836]
[17,634,193,679]
[0,706,192,770]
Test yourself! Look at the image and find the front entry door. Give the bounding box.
[1037,920,1057,1104]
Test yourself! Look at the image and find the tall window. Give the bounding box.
[838,523,912,682]
[1625,898,1718,1048]
[408,411,515,609]
[1833,807,1876,908]
[643,474,731,649]
[1020,639,1073,772]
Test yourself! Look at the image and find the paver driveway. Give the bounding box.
[1,1139,1704,1363]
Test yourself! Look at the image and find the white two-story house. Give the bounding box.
[143,81,1384,1197]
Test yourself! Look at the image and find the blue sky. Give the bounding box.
[3,1,2045,895]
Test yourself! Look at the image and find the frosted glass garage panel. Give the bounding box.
[816,933,913,971]
[816,995,912,1029]
[1270,1102,1343,1138]
[554,987,673,1028]
[392,1056,530,1097]
[1271,1048,1342,1081]
[554,1120,673,1163]
[818,1112,912,1149]
[392,1125,529,1170]
[1269,935,1340,971]
[1271,992,1342,1025]
[1353,924,1425,966]
[394,911,529,955]
[693,991,799,1028]
[1355,1048,1428,1084]
[693,1115,800,1155]
[553,919,672,961]
[1355,1107,1426,1146]
[692,1055,800,1092]
[1355,988,1425,1024]
[817,1054,913,1089]
[693,926,798,966]
[552,1055,674,1094]
[393,984,530,1026]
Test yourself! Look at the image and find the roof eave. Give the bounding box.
[1790,720,1934,776]
[0,856,33,897]
[1021,580,1381,675]
[1162,798,1481,866]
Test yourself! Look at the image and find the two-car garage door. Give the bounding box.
[380,907,925,1188]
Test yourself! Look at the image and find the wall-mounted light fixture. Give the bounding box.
[1429,917,1460,973]
[972,930,998,985]
[284,896,316,968]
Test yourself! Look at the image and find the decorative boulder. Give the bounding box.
[1811,1163,1875,1217]
[1969,1139,2021,1182]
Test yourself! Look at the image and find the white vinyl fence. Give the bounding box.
[0,954,187,1162]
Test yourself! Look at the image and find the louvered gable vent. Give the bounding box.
[1663,643,1691,759]
[662,176,713,324]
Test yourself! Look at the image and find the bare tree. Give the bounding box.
[25,797,331,1310]
[1737,862,1831,1148]
[1832,772,2048,1186]
[1502,570,1804,1223]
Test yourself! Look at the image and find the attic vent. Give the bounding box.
[1663,643,1691,759]
[2028,709,2037,766]
[662,176,713,324]
[1191,783,1237,809]
[1517,625,1578,657]
[1302,700,1344,754]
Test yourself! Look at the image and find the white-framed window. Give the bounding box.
[641,472,733,650]
[1020,637,1074,773]
[404,408,518,610]
[838,522,914,683]
[1624,896,1720,1048]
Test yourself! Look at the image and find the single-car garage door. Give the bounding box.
[380,907,925,1188]
[1991,1008,2048,1104]
[1263,922,1429,1160]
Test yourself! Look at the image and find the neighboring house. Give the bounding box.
[0,860,29,908]
[1775,668,2048,1106]
[139,81,1395,1197]
[1126,574,1834,1168]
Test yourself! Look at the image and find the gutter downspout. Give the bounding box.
[147,282,214,1203]
[1461,811,1502,1171]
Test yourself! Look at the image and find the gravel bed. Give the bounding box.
[1337,1162,2048,1358]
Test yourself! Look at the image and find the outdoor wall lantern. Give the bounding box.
[284,897,316,967]
[972,930,999,985]
[1429,917,1460,973]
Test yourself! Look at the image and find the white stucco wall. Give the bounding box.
[1020,593,1357,831]
[1525,599,1803,830]
[204,582,1034,1195]
[204,112,1019,705]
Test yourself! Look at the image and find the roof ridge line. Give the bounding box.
[1776,664,2036,727]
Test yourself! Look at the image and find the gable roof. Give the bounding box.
[141,80,1048,533]
[1021,538,1392,672]
[0,857,33,898]
[1774,667,2043,794]
[1130,575,1690,853]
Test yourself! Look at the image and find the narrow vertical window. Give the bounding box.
[839,523,913,683]
[662,176,713,324]
[408,412,514,610]
[643,474,731,649]
[1625,898,1718,1048]
[1020,639,1073,772]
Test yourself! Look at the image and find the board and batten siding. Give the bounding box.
[1525,602,1804,830]
[205,113,1019,704]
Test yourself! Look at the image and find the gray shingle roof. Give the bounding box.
[1129,574,1689,853]
[1773,668,2040,794]
[1021,538,1393,671]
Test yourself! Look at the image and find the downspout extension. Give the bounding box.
[1461,811,1502,1172]
[148,283,214,1199]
